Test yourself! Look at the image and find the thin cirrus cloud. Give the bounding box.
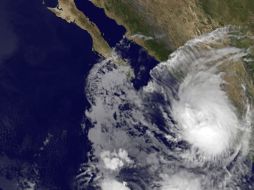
[0,3,18,64]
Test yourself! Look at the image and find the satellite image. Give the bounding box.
[0,0,254,189]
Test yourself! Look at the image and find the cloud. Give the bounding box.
[160,171,202,190]
[101,179,130,190]
[172,69,239,157]
[130,34,153,41]
[83,27,254,189]
[0,2,18,64]
[100,149,133,171]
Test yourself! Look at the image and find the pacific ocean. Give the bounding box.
[0,0,96,189]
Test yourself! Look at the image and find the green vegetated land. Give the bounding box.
[100,0,171,61]
[92,0,254,61]
[92,0,183,61]
[199,0,254,30]
[92,0,254,106]
[50,0,254,108]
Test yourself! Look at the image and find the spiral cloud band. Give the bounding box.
[78,27,254,190]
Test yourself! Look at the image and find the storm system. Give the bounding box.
[76,27,254,190]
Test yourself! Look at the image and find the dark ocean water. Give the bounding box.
[115,38,159,89]
[0,0,96,189]
[75,0,126,47]
[75,0,158,89]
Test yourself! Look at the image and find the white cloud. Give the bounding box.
[172,69,239,157]
[130,34,153,41]
[101,179,130,190]
[160,171,202,190]
[100,149,133,171]
[84,27,253,190]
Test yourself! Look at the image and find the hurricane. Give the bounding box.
[76,27,254,190]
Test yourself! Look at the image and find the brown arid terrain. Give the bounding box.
[91,0,254,61]
[48,0,112,58]
[91,0,218,61]
[89,0,254,121]
[48,1,254,104]
[49,0,254,61]
[89,0,254,115]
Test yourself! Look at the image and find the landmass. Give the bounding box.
[91,0,216,61]
[48,0,254,61]
[91,0,254,61]
[48,0,254,116]
[47,0,254,162]
[90,0,254,111]
[47,0,112,58]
